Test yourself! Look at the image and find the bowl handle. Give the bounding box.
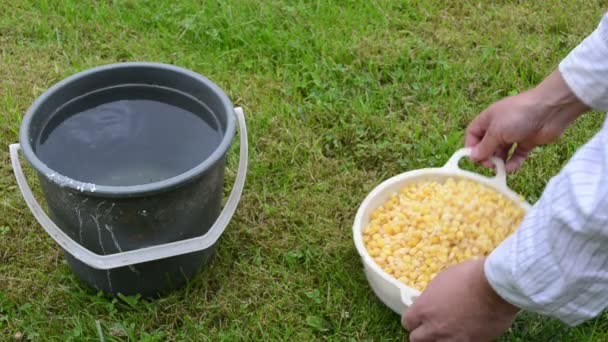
[400,287,419,313]
[442,147,507,189]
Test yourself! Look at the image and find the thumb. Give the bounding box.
[471,131,500,162]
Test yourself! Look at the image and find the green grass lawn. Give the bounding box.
[2,0,608,340]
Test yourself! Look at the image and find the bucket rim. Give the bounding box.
[19,61,236,198]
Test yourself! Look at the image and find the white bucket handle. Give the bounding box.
[442,147,507,190]
[10,107,248,270]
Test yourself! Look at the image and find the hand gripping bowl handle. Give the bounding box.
[442,147,507,190]
[396,147,507,313]
[10,107,248,270]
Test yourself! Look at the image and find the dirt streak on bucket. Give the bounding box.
[10,62,248,297]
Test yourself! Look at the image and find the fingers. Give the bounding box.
[408,323,438,342]
[466,110,503,165]
[464,112,487,149]
[402,307,422,332]
[476,144,510,173]
[464,127,483,150]
[494,145,511,163]
[505,154,526,173]
[471,130,501,163]
[505,144,533,172]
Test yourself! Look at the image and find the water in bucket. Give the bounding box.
[35,85,222,187]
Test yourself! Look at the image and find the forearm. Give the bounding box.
[530,69,589,126]
[485,120,608,326]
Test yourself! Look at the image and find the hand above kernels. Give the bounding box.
[362,178,525,291]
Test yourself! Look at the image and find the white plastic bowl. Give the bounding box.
[352,147,531,315]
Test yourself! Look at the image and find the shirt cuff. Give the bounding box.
[559,15,608,111]
[484,225,586,327]
[483,234,532,313]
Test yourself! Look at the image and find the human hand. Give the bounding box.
[402,258,520,342]
[465,70,589,172]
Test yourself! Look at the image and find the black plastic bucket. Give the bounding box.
[10,62,248,297]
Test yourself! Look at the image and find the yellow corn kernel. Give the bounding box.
[464,248,472,259]
[384,224,395,235]
[407,237,420,248]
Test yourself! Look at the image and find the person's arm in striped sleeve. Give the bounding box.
[401,11,608,342]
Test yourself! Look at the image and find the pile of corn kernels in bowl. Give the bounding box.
[362,178,525,291]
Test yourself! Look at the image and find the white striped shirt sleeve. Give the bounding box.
[558,11,608,111]
[484,11,608,326]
